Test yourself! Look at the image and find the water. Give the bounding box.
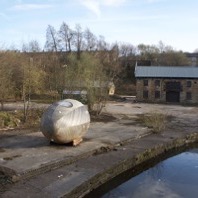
[102,149,198,198]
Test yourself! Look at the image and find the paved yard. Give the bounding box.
[0,101,198,197]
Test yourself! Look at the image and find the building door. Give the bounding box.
[166,91,180,102]
[165,81,181,103]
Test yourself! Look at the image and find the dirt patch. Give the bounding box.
[0,148,5,153]
[0,127,39,137]
[91,113,117,123]
[3,155,22,161]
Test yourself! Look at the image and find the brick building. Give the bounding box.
[135,66,198,103]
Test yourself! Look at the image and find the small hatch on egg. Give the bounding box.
[58,101,73,108]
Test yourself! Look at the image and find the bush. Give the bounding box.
[0,108,46,129]
[24,108,45,126]
[15,108,46,126]
[0,112,20,128]
[141,112,167,133]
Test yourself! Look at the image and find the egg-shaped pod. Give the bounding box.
[40,99,90,145]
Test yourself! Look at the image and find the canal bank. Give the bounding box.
[0,102,198,197]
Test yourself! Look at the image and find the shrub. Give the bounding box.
[15,108,46,127]
[0,112,20,128]
[0,108,46,129]
[141,112,167,133]
[25,108,45,126]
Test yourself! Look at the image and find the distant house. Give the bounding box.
[135,66,198,103]
[62,81,115,99]
[185,52,198,66]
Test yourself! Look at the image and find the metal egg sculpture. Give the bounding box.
[40,99,90,145]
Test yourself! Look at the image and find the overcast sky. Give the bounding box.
[0,0,198,52]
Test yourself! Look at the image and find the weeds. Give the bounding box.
[0,112,20,128]
[140,112,167,133]
[0,108,46,129]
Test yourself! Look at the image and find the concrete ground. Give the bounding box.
[0,101,198,197]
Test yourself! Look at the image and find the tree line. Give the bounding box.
[21,22,194,82]
[0,22,196,117]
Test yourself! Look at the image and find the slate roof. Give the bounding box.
[135,66,198,78]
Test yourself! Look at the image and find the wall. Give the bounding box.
[136,78,198,103]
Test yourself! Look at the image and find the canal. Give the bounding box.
[86,145,198,198]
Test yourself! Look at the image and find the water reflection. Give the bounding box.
[102,149,198,198]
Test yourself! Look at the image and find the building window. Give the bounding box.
[143,90,148,99]
[155,91,160,99]
[186,92,192,100]
[155,80,160,87]
[187,81,192,87]
[143,80,148,86]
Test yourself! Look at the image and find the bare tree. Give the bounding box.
[22,40,41,52]
[29,40,41,52]
[59,22,73,52]
[97,35,108,51]
[119,43,137,57]
[157,41,174,53]
[44,25,62,95]
[84,28,97,51]
[45,25,60,52]
[22,42,29,52]
[73,24,84,59]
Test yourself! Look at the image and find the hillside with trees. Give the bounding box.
[0,22,196,113]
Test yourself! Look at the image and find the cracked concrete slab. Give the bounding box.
[0,102,198,197]
[0,119,149,180]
